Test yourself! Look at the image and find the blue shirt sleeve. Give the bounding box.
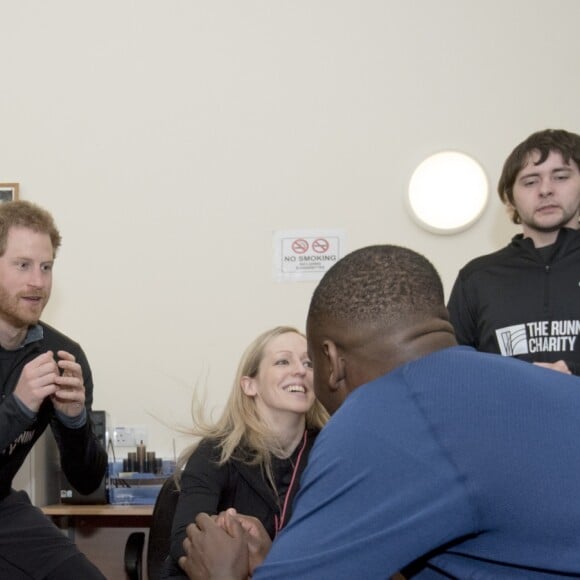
[254,376,477,579]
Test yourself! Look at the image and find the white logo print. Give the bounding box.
[495,320,580,357]
[496,324,528,356]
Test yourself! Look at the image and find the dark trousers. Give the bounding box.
[0,489,106,580]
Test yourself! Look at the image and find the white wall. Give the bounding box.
[2,0,579,458]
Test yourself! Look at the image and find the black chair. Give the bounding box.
[125,476,180,580]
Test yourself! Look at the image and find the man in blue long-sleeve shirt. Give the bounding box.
[180,244,580,579]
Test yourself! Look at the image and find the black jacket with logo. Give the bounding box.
[0,321,107,500]
[447,228,580,376]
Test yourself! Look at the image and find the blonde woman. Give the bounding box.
[162,326,328,579]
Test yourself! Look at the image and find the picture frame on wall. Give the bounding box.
[0,183,19,203]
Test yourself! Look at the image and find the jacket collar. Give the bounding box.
[511,227,580,261]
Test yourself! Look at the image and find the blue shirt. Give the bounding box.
[254,346,580,578]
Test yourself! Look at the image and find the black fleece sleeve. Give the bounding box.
[447,272,478,347]
[169,440,227,563]
[51,343,107,494]
[51,416,107,494]
[564,360,580,376]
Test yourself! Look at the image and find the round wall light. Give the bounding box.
[407,151,489,234]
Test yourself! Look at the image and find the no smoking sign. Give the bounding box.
[273,229,346,282]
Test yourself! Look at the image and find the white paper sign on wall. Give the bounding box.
[273,229,346,282]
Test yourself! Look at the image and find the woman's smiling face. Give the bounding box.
[241,332,315,422]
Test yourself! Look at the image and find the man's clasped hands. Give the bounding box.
[178,508,272,580]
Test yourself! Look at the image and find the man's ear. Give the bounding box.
[506,200,520,222]
[240,376,257,397]
[323,340,346,392]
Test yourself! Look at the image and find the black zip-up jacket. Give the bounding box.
[447,227,580,375]
[0,321,107,500]
[164,428,320,578]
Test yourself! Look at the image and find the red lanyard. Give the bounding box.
[274,430,308,536]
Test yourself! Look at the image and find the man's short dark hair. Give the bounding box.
[308,244,445,329]
[498,129,580,224]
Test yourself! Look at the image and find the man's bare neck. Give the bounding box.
[523,223,579,248]
[0,320,28,350]
[525,230,559,248]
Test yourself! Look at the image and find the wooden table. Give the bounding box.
[42,503,154,580]
[42,502,153,521]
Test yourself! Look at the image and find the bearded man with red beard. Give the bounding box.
[0,200,107,579]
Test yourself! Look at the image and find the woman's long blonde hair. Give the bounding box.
[176,326,328,486]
